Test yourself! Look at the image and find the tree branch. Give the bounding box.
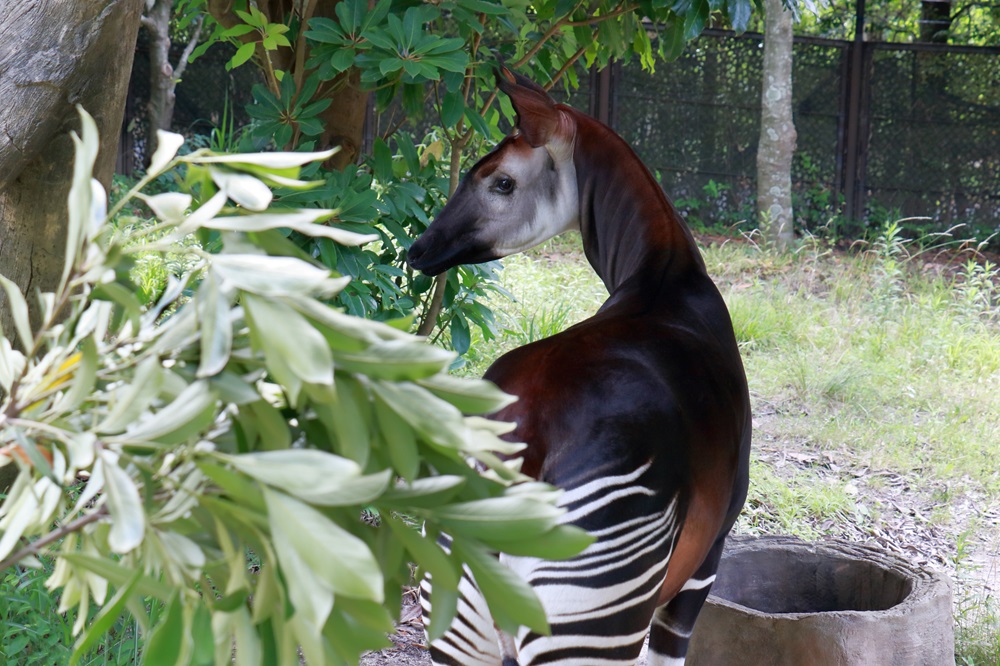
[172,14,205,82]
[0,507,108,571]
[543,44,589,92]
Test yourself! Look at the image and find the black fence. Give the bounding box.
[120,27,1000,241]
[606,29,1000,240]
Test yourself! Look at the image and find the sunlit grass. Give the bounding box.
[461,225,1000,661]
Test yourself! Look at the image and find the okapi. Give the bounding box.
[407,67,751,666]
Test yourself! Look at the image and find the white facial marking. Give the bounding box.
[479,135,579,257]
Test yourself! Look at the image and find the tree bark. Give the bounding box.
[143,0,177,164]
[0,0,143,336]
[142,0,204,165]
[919,0,952,43]
[756,0,797,250]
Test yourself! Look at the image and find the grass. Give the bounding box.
[0,561,140,666]
[461,226,1000,663]
[6,220,998,661]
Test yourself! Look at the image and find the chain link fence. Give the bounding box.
[120,27,1000,242]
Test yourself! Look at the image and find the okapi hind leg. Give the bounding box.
[421,569,504,666]
[646,539,725,665]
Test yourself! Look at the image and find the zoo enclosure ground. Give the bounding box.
[367,227,1000,665]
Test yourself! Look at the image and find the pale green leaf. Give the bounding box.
[196,272,232,378]
[148,131,186,177]
[59,336,98,412]
[140,192,192,223]
[96,356,164,434]
[416,374,517,414]
[0,274,32,350]
[244,295,333,387]
[209,167,273,211]
[0,488,39,562]
[378,475,466,509]
[189,148,339,169]
[212,608,262,666]
[451,539,549,635]
[223,450,390,506]
[70,571,142,663]
[63,107,100,293]
[0,336,26,392]
[199,210,378,246]
[112,380,216,445]
[370,381,464,449]
[59,553,173,600]
[177,190,228,232]
[432,497,562,540]
[266,488,384,603]
[214,254,348,298]
[334,339,454,381]
[101,452,145,553]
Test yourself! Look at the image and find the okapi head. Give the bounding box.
[407,67,580,276]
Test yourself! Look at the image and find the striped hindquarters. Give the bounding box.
[505,462,681,665]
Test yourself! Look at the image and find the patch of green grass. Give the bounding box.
[461,223,1000,661]
[0,563,140,666]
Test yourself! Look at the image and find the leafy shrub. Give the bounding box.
[0,112,589,664]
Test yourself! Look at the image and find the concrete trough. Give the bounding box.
[687,535,955,666]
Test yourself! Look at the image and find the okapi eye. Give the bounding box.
[493,176,515,195]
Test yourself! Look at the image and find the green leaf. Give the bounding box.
[374,394,419,480]
[100,452,146,553]
[111,380,217,445]
[727,0,753,32]
[451,539,549,635]
[315,374,371,466]
[244,295,334,391]
[266,488,384,607]
[222,450,391,506]
[96,356,164,434]
[333,339,454,380]
[384,516,458,590]
[143,593,186,666]
[196,271,232,378]
[230,42,257,69]
[450,314,470,356]
[415,374,516,414]
[377,475,466,509]
[440,91,465,128]
[481,524,593,559]
[0,274,32,350]
[432,496,562,541]
[70,570,142,665]
[683,0,710,40]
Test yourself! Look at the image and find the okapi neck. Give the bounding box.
[569,110,705,294]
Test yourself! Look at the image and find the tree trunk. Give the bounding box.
[756,0,796,250]
[0,0,143,334]
[0,0,142,492]
[143,0,176,164]
[919,0,952,43]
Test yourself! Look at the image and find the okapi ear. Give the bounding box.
[495,66,560,148]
